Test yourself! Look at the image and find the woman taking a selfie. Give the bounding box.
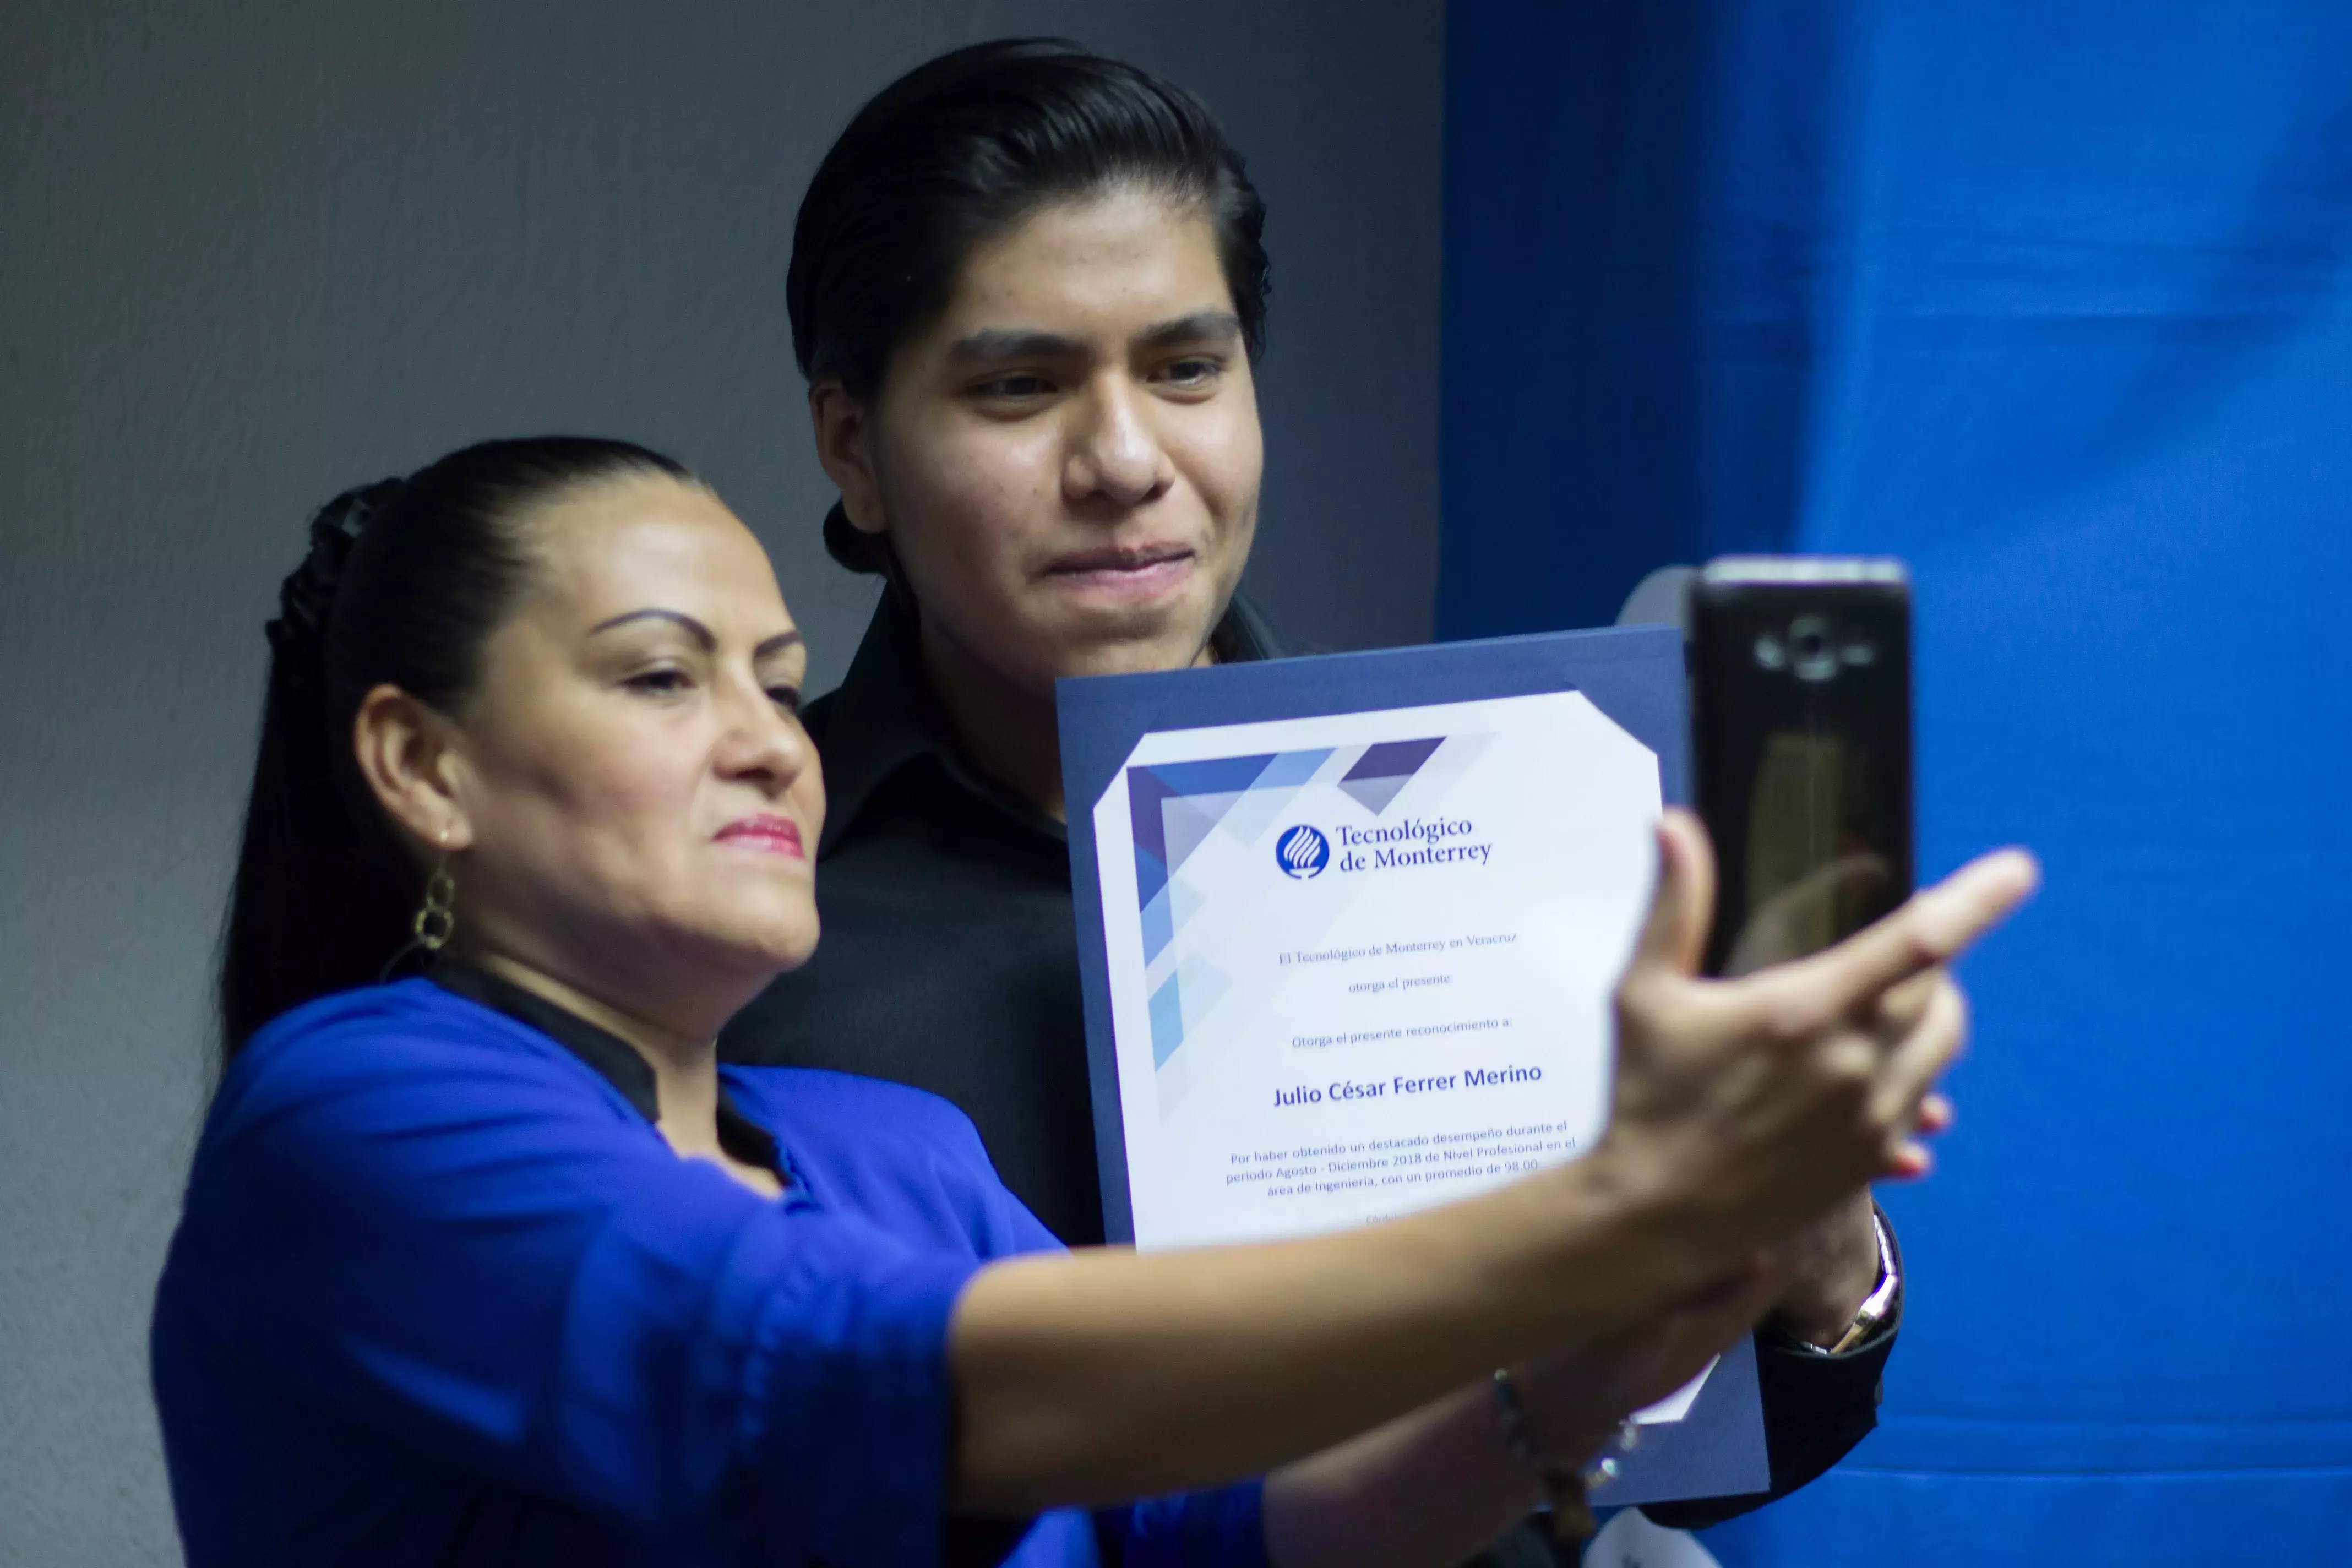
[723,40,1925,1531]
[150,434,2028,1566]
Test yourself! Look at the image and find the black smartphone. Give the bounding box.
[1689,558,1914,977]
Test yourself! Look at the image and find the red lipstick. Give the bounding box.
[714,813,805,859]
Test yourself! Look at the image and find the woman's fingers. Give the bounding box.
[1875,978,1968,1124]
[1762,847,2038,1036]
[1871,980,1969,1173]
[1626,810,1717,984]
[1603,829,2030,1272]
[1722,852,1893,977]
[1886,1143,1934,1180]
[1869,966,1944,1039]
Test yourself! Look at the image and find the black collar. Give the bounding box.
[432,962,787,1178]
[813,588,1291,858]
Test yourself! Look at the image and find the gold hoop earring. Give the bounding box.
[412,855,456,952]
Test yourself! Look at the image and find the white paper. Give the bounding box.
[1092,690,1665,1249]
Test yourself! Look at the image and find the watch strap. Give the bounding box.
[1811,1205,1902,1355]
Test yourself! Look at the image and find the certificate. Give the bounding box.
[1058,626,1769,1508]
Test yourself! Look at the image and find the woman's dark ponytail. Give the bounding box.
[220,481,416,1055]
[217,437,690,1059]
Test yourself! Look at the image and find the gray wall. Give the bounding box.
[0,2,1444,1560]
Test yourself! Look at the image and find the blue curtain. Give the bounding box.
[1441,3,2352,1560]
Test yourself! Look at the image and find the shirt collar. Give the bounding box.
[814,587,1290,856]
[431,962,786,1177]
[811,589,974,857]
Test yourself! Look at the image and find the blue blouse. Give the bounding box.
[150,976,1267,1568]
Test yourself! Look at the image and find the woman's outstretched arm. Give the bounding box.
[952,1138,1691,1512]
[946,815,2036,1521]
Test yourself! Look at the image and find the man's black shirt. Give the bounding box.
[720,589,1898,1526]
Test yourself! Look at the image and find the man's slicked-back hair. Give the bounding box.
[787,39,1270,574]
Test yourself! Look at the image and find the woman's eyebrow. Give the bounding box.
[587,609,715,649]
[587,612,804,664]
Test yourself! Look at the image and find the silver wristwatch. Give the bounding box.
[1797,1206,1902,1356]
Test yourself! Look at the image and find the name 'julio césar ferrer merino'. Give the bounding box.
[1272,1064,1542,1108]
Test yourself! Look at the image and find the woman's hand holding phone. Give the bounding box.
[1592,808,2037,1292]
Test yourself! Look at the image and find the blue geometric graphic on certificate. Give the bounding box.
[1336,737,1446,816]
[1146,956,1233,1069]
[1128,749,1333,945]
[1126,738,1455,1074]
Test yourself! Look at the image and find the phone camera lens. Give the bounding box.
[1789,615,1838,682]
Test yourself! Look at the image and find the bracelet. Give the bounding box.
[1490,1370,1640,1544]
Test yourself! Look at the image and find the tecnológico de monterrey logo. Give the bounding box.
[1276,825,1330,879]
